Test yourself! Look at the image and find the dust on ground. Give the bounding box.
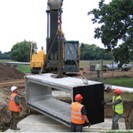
[0,64,133,131]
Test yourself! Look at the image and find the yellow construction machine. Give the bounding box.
[30,47,46,73]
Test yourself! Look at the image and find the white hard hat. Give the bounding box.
[10,86,17,92]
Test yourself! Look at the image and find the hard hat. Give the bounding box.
[10,86,17,92]
[113,89,121,95]
[75,94,83,101]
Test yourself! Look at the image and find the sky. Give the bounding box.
[0,0,111,53]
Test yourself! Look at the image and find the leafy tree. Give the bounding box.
[88,0,133,63]
[80,43,113,60]
[0,51,10,59]
[10,40,37,62]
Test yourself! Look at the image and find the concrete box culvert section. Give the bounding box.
[25,73,104,127]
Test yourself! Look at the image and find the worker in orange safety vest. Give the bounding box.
[8,86,21,130]
[70,94,90,132]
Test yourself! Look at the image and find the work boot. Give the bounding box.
[10,127,20,130]
[14,128,20,130]
[113,124,119,130]
[111,124,115,129]
[116,124,119,129]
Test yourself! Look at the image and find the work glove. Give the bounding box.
[102,101,106,105]
[20,106,22,111]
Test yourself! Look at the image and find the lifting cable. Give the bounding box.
[45,31,58,64]
[43,31,88,84]
[44,9,63,73]
[43,9,88,84]
[44,29,88,84]
[39,30,58,74]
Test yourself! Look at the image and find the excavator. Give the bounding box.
[30,0,80,76]
[25,0,104,128]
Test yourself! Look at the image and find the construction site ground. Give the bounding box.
[5,113,127,132]
[0,64,133,132]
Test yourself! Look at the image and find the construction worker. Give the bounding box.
[70,94,90,132]
[95,62,101,78]
[105,89,124,130]
[8,86,21,130]
[38,46,44,55]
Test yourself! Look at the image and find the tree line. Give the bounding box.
[80,43,113,60]
[0,40,114,61]
[0,51,10,59]
[1,0,133,63]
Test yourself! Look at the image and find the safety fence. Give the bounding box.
[79,60,133,81]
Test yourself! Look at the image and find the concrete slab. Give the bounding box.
[5,114,130,133]
[5,114,70,132]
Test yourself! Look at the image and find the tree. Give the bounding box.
[0,51,10,59]
[80,43,113,60]
[10,40,37,62]
[88,0,133,63]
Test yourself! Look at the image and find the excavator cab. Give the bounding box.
[63,41,79,73]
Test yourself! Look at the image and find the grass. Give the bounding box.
[18,65,30,73]
[104,77,133,88]
[104,77,133,101]
[0,59,31,73]
[104,91,133,101]
[0,59,12,63]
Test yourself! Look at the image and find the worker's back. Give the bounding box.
[95,63,101,71]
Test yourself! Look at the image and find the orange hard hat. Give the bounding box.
[113,89,121,95]
[75,94,83,101]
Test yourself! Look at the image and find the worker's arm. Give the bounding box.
[14,95,19,105]
[81,106,90,123]
[102,99,111,105]
[106,99,122,106]
[82,115,89,123]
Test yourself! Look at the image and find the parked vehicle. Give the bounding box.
[106,62,133,71]
[121,63,133,71]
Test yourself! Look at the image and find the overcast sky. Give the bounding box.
[0,0,111,53]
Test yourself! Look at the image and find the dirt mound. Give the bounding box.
[0,64,24,81]
[0,64,26,131]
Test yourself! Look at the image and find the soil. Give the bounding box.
[0,64,24,82]
[0,64,133,131]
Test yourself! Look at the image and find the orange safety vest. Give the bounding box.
[71,102,85,124]
[8,92,20,112]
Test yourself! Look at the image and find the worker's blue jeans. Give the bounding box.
[70,122,83,132]
[96,70,100,78]
[112,113,122,129]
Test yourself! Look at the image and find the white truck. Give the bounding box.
[106,61,133,71]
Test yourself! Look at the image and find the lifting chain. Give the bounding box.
[57,9,64,77]
[57,30,64,77]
